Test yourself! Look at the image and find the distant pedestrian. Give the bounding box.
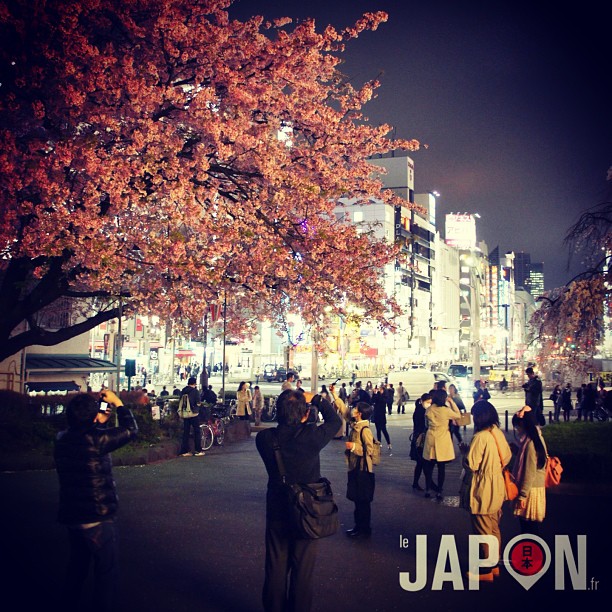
[371,385,392,454]
[351,381,370,406]
[410,393,431,491]
[237,381,253,421]
[159,386,169,397]
[580,382,598,422]
[560,383,573,421]
[576,384,585,420]
[281,371,296,392]
[386,383,394,415]
[253,385,264,426]
[472,380,491,404]
[448,383,465,445]
[522,367,544,426]
[550,384,562,421]
[179,377,204,456]
[338,383,348,404]
[396,382,408,414]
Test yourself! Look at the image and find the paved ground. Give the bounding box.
[2,414,609,612]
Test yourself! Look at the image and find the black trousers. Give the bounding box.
[61,520,118,612]
[423,459,448,493]
[374,423,391,445]
[263,520,318,612]
[354,500,371,533]
[412,455,424,486]
[180,416,202,453]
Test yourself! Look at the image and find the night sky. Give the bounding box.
[230,0,611,290]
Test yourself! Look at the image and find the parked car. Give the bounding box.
[263,364,287,383]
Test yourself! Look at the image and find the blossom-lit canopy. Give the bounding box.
[0,0,419,360]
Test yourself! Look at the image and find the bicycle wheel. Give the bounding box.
[215,420,225,445]
[200,424,214,450]
[594,407,608,422]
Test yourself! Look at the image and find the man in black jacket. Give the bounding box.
[54,389,138,612]
[522,367,544,425]
[179,376,204,456]
[256,390,341,612]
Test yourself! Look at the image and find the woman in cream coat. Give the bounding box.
[422,389,462,499]
[511,406,547,534]
[345,401,375,538]
[236,381,252,421]
[462,400,512,582]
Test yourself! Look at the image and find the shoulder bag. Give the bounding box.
[490,430,518,501]
[271,430,339,539]
[545,455,563,487]
[346,427,376,502]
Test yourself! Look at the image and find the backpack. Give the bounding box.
[178,393,199,419]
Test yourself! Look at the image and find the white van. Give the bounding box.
[447,362,494,394]
[385,369,436,402]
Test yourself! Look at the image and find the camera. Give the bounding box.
[98,400,111,414]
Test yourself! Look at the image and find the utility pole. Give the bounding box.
[471,268,481,387]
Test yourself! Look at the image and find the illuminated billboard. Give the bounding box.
[445,214,477,249]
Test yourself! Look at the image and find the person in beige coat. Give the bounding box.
[422,389,462,499]
[462,399,512,582]
[511,406,547,534]
[345,402,375,538]
[252,385,264,426]
[236,381,252,420]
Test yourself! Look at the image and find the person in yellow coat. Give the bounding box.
[422,389,462,500]
[462,400,512,582]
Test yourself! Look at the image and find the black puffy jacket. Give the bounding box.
[54,406,138,525]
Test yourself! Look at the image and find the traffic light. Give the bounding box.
[125,359,136,377]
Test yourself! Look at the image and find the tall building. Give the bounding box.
[529,263,545,298]
[514,251,531,291]
[514,251,544,296]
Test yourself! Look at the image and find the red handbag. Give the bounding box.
[545,455,563,487]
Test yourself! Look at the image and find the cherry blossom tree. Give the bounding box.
[0,0,420,362]
[531,168,611,379]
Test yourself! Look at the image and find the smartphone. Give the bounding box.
[98,401,110,414]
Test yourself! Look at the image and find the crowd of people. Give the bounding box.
[54,364,602,611]
[252,365,564,608]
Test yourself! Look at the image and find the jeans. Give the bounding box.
[61,520,118,612]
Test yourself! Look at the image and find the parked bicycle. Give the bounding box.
[200,416,226,450]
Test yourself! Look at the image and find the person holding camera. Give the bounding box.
[256,390,340,612]
[54,390,138,612]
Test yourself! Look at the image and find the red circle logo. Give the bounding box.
[508,538,547,576]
